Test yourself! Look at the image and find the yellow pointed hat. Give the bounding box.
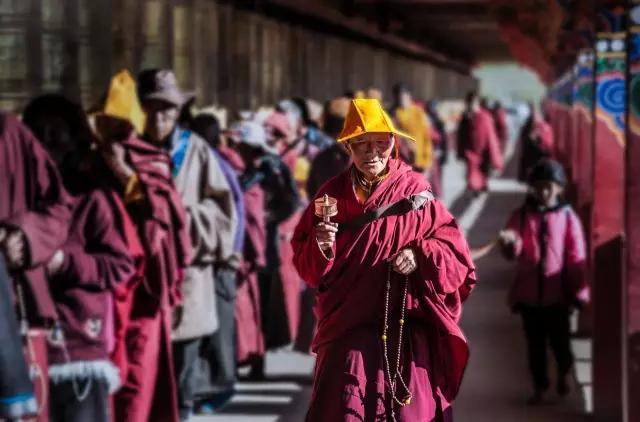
[100,70,146,134]
[337,98,416,143]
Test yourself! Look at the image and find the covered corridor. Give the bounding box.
[0,0,638,421]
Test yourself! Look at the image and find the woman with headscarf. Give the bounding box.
[293,99,476,421]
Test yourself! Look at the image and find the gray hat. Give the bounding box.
[137,69,194,107]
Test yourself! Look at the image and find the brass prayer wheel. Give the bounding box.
[314,194,338,222]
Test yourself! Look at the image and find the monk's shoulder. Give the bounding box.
[397,168,431,195]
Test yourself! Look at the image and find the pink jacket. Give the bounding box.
[503,202,589,309]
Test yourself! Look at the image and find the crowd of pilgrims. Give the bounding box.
[0,64,563,422]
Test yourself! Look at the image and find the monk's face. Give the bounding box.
[143,99,180,145]
[346,133,395,180]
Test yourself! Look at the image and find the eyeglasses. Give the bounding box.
[347,137,394,153]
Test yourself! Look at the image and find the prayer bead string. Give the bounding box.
[381,265,412,421]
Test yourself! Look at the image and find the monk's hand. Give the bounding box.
[315,222,338,252]
[390,248,418,275]
[46,250,65,276]
[3,229,26,270]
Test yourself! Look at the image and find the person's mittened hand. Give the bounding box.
[46,250,65,276]
[498,229,519,246]
[4,229,26,269]
[390,248,418,275]
[315,222,338,252]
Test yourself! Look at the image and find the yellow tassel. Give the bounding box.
[399,319,404,325]
[404,397,412,405]
[381,334,387,341]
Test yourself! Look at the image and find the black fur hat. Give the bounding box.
[527,158,567,186]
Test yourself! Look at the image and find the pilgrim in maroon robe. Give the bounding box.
[459,109,503,193]
[92,134,191,422]
[492,103,509,152]
[0,112,73,322]
[0,112,73,420]
[292,159,476,421]
[518,111,554,181]
[276,147,304,343]
[22,94,137,421]
[224,145,267,365]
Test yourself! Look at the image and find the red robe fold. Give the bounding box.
[462,110,503,193]
[0,112,73,323]
[493,107,509,151]
[95,136,191,422]
[292,159,476,421]
[236,183,267,364]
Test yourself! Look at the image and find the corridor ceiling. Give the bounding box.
[350,0,600,82]
[259,0,623,83]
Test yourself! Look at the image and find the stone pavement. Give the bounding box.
[196,150,593,422]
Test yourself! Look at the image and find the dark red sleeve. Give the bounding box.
[3,123,73,267]
[413,200,477,305]
[54,192,134,290]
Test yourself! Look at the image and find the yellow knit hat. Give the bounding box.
[337,98,415,143]
[98,70,146,134]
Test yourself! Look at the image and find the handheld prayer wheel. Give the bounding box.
[314,194,338,223]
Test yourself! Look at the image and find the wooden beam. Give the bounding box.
[264,0,473,73]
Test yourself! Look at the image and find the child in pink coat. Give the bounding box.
[499,159,589,405]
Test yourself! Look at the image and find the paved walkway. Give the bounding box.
[198,150,592,421]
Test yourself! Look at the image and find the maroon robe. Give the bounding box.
[0,112,73,323]
[292,159,476,421]
[218,146,266,364]
[98,136,191,422]
[463,110,503,193]
[278,148,304,342]
[493,107,509,152]
[236,183,267,363]
[47,190,135,365]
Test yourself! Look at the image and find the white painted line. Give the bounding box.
[458,192,489,233]
[236,382,302,393]
[582,384,593,414]
[230,394,293,405]
[574,361,592,384]
[487,178,527,193]
[193,415,278,422]
[571,338,592,360]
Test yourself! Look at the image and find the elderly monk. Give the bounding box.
[137,69,236,420]
[292,99,476,421]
